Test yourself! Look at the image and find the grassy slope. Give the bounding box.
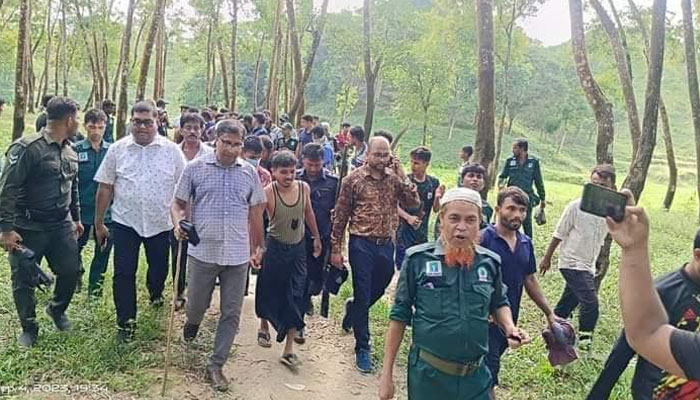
[0,107,698,399]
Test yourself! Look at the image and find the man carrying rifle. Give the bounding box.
[296,143,338,344]
[0,97,84,348]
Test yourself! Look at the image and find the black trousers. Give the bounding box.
[111,223,170,328]
[169,230,188,299]
[10,224,80,331]
[302,237,329,314]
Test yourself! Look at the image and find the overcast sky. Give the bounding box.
[127,0,683,47]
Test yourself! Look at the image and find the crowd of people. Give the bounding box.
[0,95,697,399]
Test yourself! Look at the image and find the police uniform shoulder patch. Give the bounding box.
[509,159,517,167]
[477,266,490,282]
[474,245,502,264]
[425,260,443,277]
[405,241,436,259]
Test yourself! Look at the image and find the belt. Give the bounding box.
[417,348,482,377]
[355,235,393,246]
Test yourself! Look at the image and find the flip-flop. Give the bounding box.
[257,330,271,348]
[280,353,301,372]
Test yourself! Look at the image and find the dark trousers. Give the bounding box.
[523,203,533,239]
[169,230,188,299]
[347,235,395,353]
[302,237,329,314]
[554,268,599,333]
[485,323,508,387]
[10,224,80,331]
[77,223,114,297]
[111,223,170,327]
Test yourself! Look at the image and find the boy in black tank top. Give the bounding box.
[254,150,322,371]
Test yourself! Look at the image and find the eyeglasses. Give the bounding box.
[132,118,155,127]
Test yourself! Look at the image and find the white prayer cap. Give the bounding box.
[440,187,482,210]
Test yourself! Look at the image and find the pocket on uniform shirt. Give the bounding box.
[416,286,448,319]
[466,283,493,320]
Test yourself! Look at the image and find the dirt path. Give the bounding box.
[154,276,407,400]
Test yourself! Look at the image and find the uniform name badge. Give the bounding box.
[426,261,443,277]
[509,160,516,166]
[527,161,533,168]
[477,267,489,282]
[78,152,89,162]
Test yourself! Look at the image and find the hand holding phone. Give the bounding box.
[580,183,627,222]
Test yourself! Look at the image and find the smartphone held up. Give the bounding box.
[579,183,627,222]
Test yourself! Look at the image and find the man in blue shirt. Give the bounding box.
[74,109,113,297]
[480,186,557,392]
[298,114,314,147]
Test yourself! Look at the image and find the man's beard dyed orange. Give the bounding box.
[441,234,476,268]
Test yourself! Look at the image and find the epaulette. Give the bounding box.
[13,133,43,148]
[405,241,437,258]
[474,245,502,264]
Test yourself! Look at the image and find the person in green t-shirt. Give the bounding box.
[396,146,444,270]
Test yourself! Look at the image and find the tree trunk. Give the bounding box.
[12,0,29,140]
[135,0,166,101]
[493,2,516,190]
[569,0,614,165]
[288,0,330,121]
[252,32,266,112]
[228,0,238,111]
[218,37,229,108]
[205,19,213,106]
[210,46,217,104]
[285,0,303,123]
[153,22,162,100]
[266,0,282,111]
[448,116,456,140]
[60,0,67,96]
[282,23,290,112]
[591,0,641,158]
[621,0,666,202]
[54,16,61,96]
[421,106,429,146]
[682,0,700,219]
[474,0,496,198]
[362,0,380,138]
[160,31,167,99]
[116,0,137,139]
[659,99,676,209]
[130,16,148,72]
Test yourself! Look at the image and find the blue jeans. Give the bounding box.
[348,235,395,353]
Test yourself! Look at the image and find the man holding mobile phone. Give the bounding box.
[539,164,616,351]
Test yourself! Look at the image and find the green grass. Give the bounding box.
[1,107,699,398]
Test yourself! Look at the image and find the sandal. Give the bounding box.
[257,330,272,348]
[280,353,301,371]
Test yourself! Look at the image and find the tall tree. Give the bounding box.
[12,0,29,140]
[40,0,53,104]
[252,32,266,111]
[228,0,238,111]
[135,0,166,101]
[682,0,700,219]
[287,0,330,121]
[627,0,677,209]
[116,0,137,139]
[285,0,303,123]
[590,0,641,157]
[362,0,381,138]
[217,37,229,107]
[621,0,667,202]
[473,0,496,196]
[153,22,163,100]
[60,0,68,96]
[569,0,614,164]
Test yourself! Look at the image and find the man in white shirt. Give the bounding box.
[94,100,187,343]
[539,164,616,350]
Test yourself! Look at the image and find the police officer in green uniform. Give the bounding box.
[379,187,531,400]
[0,97,84,348]
[498,139,545,239]
[74,108,113,297]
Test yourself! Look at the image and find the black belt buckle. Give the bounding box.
[369,236,391,246]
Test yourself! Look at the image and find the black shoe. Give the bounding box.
[294,329,306,345]
[205,365,229,392]
[117,323,135,344]
[18,327,38,348]
[342,298,353,334]
[45,305,72,331]
[183,322,199,342]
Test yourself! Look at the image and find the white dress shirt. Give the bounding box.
[94,134,186,237]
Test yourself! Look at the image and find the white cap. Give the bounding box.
[440,187,482,210]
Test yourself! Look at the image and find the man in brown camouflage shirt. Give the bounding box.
[330,136,420,373]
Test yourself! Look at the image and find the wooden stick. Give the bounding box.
[161,238,183,396]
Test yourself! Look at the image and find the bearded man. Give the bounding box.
[378,187,531,400]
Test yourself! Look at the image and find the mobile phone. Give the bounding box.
[579,183,627,222]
